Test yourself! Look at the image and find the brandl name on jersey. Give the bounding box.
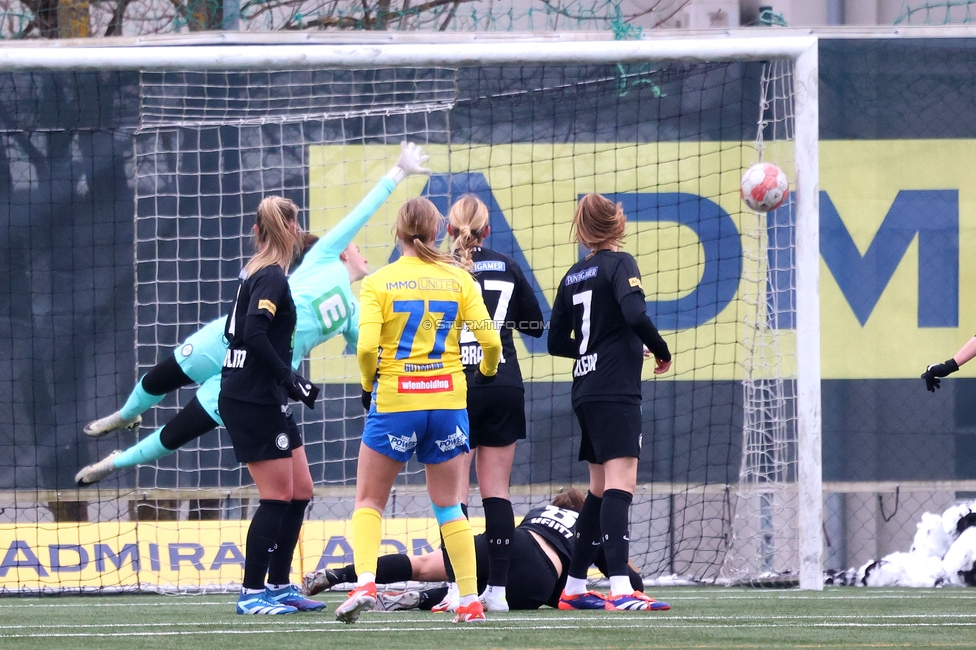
[223,349,247,369]
[460,343,484,366]
[574,352,598,377]
[461,343,506,367]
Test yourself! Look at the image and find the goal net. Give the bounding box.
[0,36,820,593]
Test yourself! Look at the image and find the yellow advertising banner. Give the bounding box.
[307,141,976,381]
[0,519,474,591]
[308,143,763,383]
[819,140,976,378]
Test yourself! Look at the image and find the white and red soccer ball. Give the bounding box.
[740,163,789,213]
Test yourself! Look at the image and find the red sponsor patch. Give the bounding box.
[397,375,454,393]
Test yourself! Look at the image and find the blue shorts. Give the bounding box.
[175,319,228,385]
[362,406,470,465]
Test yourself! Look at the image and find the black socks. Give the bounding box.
[482,497,515,587]
[267,499,310,585]
[243,499,289,590]
[567,491,604,579]
[600,489,634,578]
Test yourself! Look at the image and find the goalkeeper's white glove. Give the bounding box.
[385,141,431,184]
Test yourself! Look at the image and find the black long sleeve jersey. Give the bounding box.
[548,249,670,407]
[460,247,545,390]
[221,264,297,405]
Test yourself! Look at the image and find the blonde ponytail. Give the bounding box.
[448,194,489,271]
[244,196,301,276]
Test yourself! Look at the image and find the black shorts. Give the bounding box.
[219,395,302,463]
[467,386,526,448]
[443,528,559,610]
[574,401,642,464]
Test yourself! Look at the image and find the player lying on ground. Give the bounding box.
[75,142,430,485]
[302,490,666,612]
[921,334,976,391]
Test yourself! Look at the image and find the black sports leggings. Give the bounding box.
[142,356,194,396]
[158,396,219,451]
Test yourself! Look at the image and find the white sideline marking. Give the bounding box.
[7,612,976,636]
[4,590,976,612]
[6,621,976,639]
[3,590,976,611]
[0,601,235,609]
[0,587,976,615]
[6,611,976,631]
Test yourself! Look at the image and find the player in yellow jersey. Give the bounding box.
[335,197,502,625]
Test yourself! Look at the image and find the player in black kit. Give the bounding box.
[302,490,650,611]
[447,194,545,612]
[548,193,672,612]
[220,196,323,616]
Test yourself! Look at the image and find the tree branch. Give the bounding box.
[534,0,688,25]
[651,0,691,28]
[437,0,458,30]
[104,0,134,36]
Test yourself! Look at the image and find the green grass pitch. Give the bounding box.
[2,588,975,649]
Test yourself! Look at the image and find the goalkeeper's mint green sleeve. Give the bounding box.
[291,176,397,280]
[342,297,360,351]
[288,174,394,367]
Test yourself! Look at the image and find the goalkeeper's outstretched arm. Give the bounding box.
[921,335,976,392]
[293,141,431,273]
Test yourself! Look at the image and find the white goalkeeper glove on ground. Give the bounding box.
[385,141,431,183]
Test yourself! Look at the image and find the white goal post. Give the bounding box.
[0,34,821,591]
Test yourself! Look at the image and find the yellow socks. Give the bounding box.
[441,518,478,597]
[351,507,382,579]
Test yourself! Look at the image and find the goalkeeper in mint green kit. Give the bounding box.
[76,142,430,485]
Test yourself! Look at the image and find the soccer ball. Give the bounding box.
[740,163,789,213]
